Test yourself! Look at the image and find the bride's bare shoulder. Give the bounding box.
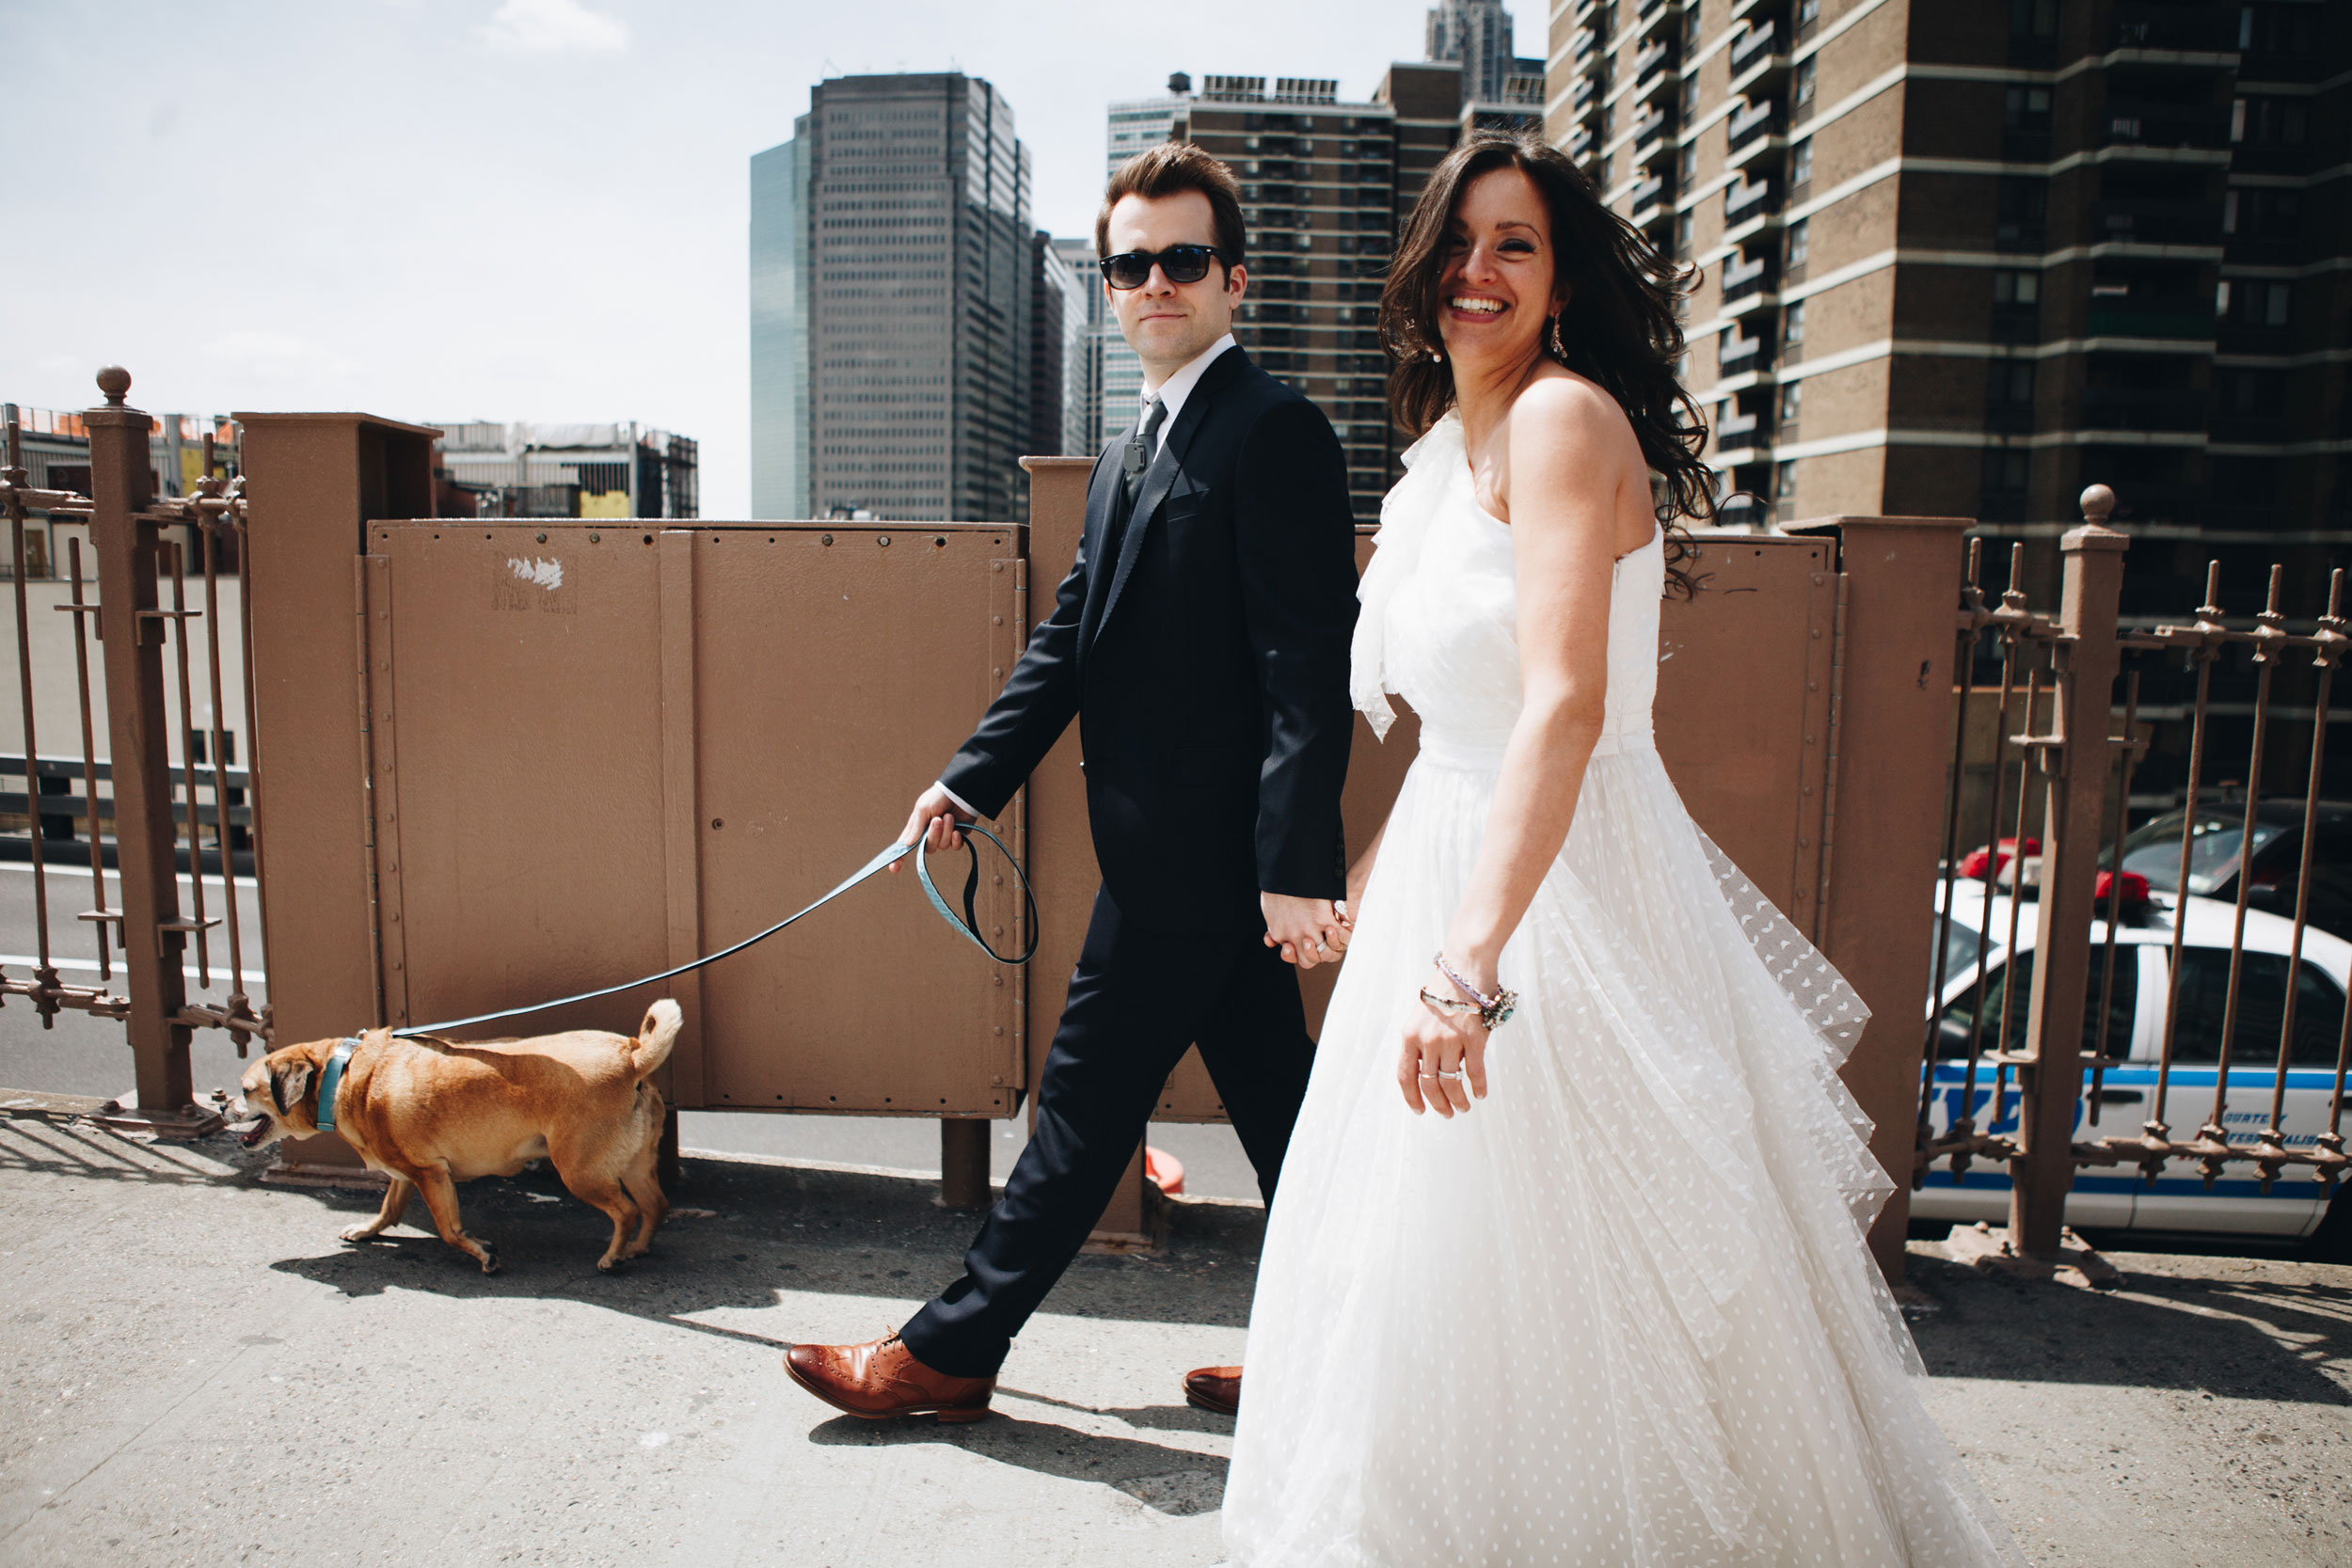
[1510,370,1639,453]
[1504,372,1645,502]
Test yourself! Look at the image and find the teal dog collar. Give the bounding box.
[315,1037,359,1132]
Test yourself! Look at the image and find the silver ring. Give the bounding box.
[1314,939,1327,953]
[1437,1067,1467,1081]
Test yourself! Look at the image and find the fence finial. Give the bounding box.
[2079,483,2116,526]
[96,366,131,407]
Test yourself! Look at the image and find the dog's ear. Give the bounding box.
[270,1055,313,1118]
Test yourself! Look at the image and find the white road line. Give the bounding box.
[0,863,261,890]
[0,954,268,987]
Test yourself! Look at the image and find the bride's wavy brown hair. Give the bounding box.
[1380,132,1709,597]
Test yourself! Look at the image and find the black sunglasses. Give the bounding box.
[1098,245,1232,290]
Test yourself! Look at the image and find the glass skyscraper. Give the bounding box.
[750,72,1034,522]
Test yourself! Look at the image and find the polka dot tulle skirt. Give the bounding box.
[1223,415,2026,1567]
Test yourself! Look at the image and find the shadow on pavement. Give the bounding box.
[1906,1248,2351,1407]
[805,1412,1228,1515]
[254,1146,1263,1340]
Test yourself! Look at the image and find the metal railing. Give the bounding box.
[1920,486,2351,1253]
[2,369,271,1131]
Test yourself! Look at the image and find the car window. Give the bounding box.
[2302,827,2352,940]
[2160,949,2345,1067]
[1938,946,2137,1060]
[1933,916,1985,986]
[2114,810,2286,896]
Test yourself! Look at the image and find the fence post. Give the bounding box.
[85,368,203,1130]
[2009,490,2128,1256]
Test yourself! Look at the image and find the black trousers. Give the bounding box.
[898,885,1317,1378]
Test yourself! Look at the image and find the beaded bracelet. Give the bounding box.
[1433,952,1518,1029]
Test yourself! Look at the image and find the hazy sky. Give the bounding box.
[3,0,1476,515]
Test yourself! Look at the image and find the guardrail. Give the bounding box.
[2,370,268,1129]
[1920,486,2350,1256]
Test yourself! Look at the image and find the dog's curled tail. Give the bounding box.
[630,998,683,1080]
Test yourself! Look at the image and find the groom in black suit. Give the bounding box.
[786,143,1360,1424]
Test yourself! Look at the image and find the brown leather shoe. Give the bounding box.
[1184,1364,1241,1417]
[784,1333,994,1423]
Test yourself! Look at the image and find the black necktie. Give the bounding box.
[1120,398,1168,509]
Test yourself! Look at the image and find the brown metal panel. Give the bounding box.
[1013,460,1104,1111]
[359,555,406,1028]
[657,531,706,1106]
[1792,515,1971,1278]
[372,522,672,1047]
[1656,533,1836,913]
[231,412,437,1169]
[689,523,1019,1116]
[237,413,437,1047]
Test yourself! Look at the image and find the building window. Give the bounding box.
[1993,269,2040,307]
[1684,6,1702,49]
[1792,57,1817,114]
[1774,459,1797,499]
[2010,0,2058,37]
[1778,381,1803,429]
[1789,137,1812,188]
[1784,299,1805,350]
[1676,211,1694,257]
[1679,143,1697,182]
[1995,178,2047,248]
[1786,217,1809,268]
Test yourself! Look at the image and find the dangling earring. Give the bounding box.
[1429,346,1444,363]
[1549,312,1567,360]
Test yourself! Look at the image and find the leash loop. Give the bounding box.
[391,824,1036,1039]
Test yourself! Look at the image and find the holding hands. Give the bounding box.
[1262,894,1351,971]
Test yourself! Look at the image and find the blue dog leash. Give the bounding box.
[386,825,1037,1041]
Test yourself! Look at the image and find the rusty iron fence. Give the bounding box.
[1920,485,2351,1256]
[1,368,268,1133]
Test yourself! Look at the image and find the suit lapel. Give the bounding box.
[1092,348,1247,648]
[1078,436,1124,641]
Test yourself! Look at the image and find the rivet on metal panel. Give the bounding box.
[877,535,891,547]
[1807,679,1819,691]
[1804,734,1815,745]
[536,533,547,544]
[822,534,834,546]
[934,536,946,546]
[711,818,723,830]
[1810,626,1822,639]
[993,1026,1004,1035]
[1812,574,1824,586]
[589,532,600,544]
[993,668,1004,678]
[993,615,1003,626]
[992,562,1003,573]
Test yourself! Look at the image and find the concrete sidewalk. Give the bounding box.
[1,1116,2346,1568]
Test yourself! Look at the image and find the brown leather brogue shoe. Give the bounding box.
[784,1333,994,1423]
[1184,1364,1241,1417]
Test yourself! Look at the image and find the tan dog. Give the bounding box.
[236,1000,681,1274]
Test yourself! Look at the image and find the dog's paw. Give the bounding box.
[477,1242,501,1275]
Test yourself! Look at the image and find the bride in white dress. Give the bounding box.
[1221,135,2026,1567]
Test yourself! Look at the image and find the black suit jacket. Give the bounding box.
[941,347,1359,934]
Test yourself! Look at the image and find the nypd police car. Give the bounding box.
[1918,866,2351,1251]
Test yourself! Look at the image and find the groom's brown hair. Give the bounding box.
[1096,143,1248,269]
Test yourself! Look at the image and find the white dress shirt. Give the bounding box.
[936,332,1240,821]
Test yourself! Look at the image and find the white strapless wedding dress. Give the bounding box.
[1221,414,2026,1567]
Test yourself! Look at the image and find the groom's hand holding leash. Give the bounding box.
[1263,894,1350,971]
[894,784,974,868]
